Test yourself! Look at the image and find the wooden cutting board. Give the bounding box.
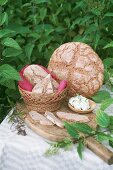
[16,102,96,141]
[16,102,113,165]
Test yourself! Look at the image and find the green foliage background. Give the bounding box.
[1,0,113,122]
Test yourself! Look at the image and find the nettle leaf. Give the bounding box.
[85,24,97,34]
[0,29,15,38]
[33,0,50,4]
[77,139,84,160]
[103,58,113,68]
[64,18,70,28]
[104,69,109,82]
[25,43,34,61]
[64,122,80,139]
[55,26,66,33]
[45,27,54,36]
[0,64,20,82]
[80,16,93,25]
[101,98,113,111]
[109,140,113,148]
[110,116,113,123]
[96,109,110,128]
[94,32,100,50]
[72,123,94,135]
[56,138,72,150]
[29,32,40,40]
[0,79,16,89]
[2,48,22,57]
[91,90,111,103]
[96,133,113,142]
[91,8,101,16]
[75,1,84,9]
[5,88,20,100]
[6,25,30,35]
[103,41,113,49]
[0,12,8,25]
[22,3,31,8]
[0,0,8,6]
[2,38,22,50]
[104,13,113,17]
[40,8,47,21]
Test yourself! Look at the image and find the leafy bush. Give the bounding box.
[1,0,113,122]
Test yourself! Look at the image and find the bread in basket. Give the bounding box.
[18,65,67,113]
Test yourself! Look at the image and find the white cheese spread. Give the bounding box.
[69,95,90,111]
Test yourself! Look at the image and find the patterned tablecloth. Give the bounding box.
[1,88,113,170]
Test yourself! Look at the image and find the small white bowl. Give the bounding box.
[68,99,96,114]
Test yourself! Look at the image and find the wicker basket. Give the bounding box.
[18,86,67,113]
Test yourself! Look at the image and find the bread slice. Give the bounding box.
[29,111,53,126]
[24,65,48,85]
[56,112,89,123]
[45,111,64,128]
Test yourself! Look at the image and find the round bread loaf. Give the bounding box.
[48,42,104,97]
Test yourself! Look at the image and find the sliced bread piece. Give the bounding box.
[56,112,90,123]
[29,111,53,126]
[45,111,64,128]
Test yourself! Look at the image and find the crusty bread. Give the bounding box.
[56,111,89,123]
[32,74,54,94]
[29,111,54,126]
[24,65,48,85]
[45,111,64,128]
[48,42,104,97]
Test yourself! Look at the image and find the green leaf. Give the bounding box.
[55,26,66,33]
[6,25,30,35]
[0,12,8,25]
[109,140,113,148]
[2,38,22,50]
[94,32,100,49]
[5,88,20,100]
[0,29,15,38]
[0,0,8,5]
[96,109,110,128]
[75,1,84,9]
[91,8,101,16]
[72,123,94,135]
[25,43,34,61]
[64,122,80,139]
[96,133,113,142]
[77,139,84,160]
[56,138,72,150]
[33,0,50,4]
[0,79,16,89]
[0,64,20,82]
[104,69,109,82]
[2,48,22,57]
[91,90,111,103]
[84,24,97,34]
[29,32,41,40]
[101,98,113,111]
[103,41,113,49]
[104,13,113,17]
[40,8,47,21]
[93,90,111,102]
[103,58,113,68]
[110,116,113,124]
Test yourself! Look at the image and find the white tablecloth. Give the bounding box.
[1,87,113,170]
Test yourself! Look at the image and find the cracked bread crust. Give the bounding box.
[48,42,104,97]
